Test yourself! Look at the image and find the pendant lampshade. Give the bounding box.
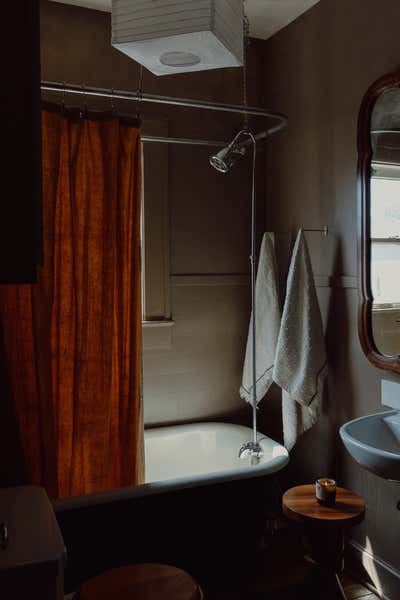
[111,0,244,76]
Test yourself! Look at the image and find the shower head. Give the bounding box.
[209,131,247,173]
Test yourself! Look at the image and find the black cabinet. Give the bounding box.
[0,486,66,599]
[2,1,42,283]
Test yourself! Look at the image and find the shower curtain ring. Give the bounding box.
[61,82,66,113]
[111,88,116,115]
[81,83,88,118]
[136,89,142,120]
[136,65,143,120]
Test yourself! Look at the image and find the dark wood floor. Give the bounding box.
[341,575,378,600]
[65,527,379,600]
[205,572,378,600]
[204,526,380,600]
[65,576,378,600]
[204,568,378,600]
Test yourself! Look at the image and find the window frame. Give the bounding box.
[141,119,174,350]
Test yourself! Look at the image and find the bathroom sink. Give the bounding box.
[340,411,400,481]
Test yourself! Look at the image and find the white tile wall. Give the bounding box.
[143,277,250,425]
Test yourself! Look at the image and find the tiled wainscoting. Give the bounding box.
[143,274,250,425]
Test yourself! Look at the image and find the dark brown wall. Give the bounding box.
[261,0,400,592]
[40,1,268,424]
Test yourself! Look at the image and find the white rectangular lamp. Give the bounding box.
[111,0,244,76]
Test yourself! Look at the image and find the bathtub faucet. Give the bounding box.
[238,441,263,462]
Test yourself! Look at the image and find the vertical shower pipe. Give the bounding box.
[210,129,263,458]
[236,130,261,454]
[243,15,257,447]
[247,131,258,448]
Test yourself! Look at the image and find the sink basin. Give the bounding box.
[340,411,400,481]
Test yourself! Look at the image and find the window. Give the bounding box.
[371,163,400,307]
[141,120,174,349]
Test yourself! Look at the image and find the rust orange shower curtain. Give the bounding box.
[0,106,143,498]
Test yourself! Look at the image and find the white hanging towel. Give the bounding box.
[273,229,327,451]
[240,232,280,406]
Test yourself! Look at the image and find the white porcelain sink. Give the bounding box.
[340,411,400,481]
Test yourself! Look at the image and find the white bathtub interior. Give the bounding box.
[144,422,289,486]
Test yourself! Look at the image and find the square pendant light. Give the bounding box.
[111,0,244,76]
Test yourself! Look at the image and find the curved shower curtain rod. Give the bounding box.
[41,81,288,146]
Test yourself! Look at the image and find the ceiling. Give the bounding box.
[49,0,321,40]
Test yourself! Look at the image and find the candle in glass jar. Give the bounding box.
[316,478,337,506]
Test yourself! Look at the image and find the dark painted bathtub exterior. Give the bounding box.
[55,473,283,594]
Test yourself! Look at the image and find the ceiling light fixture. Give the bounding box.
[111,0,244,76]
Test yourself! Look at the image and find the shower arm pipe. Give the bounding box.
[41,81,288,138]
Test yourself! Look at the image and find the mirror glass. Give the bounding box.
[370,88,400,356]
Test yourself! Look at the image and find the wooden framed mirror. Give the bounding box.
[358,70,400,372]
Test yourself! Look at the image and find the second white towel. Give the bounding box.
[273,230,327,450]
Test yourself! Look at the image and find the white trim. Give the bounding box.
[372,162,400,181]
[142,320,175,329]
[333,275,357,289]
[314,275,357,289]
[171,274,250,287]
[348,539,400,600]
[170,273,358,289]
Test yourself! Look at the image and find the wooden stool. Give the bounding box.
[282,485,365,600]
[76,563,204,600]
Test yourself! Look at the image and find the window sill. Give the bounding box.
[372,304,400,312]
[142,319,175,328]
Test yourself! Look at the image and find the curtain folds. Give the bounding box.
[0,106,143,498]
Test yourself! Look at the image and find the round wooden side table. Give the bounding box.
[282,485,366,600]
[76,563,204,600]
